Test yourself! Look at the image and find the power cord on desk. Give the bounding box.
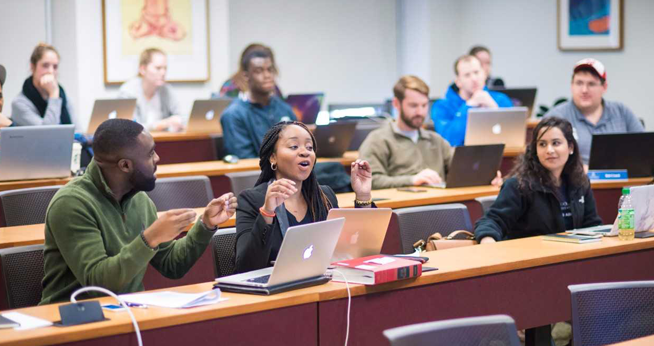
[70,286,143,346]
[331,269,351,346]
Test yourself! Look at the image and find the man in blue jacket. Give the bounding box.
[431,55,513,146]
[220,49,295,158]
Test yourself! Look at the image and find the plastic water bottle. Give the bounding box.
[618,187,635,241]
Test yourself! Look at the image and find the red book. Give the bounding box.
[331,255,422,285]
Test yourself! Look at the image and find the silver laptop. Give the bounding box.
[0,125,75,181]
[217,218,345,289]
[327,208,393,261]
[464,107,528,147]
[186,99,230,134]
[86,99,136,135]
[568,185,654,236]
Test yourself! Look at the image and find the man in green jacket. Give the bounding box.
[41,119,237,304]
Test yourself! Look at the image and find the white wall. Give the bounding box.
[228,0,398,105]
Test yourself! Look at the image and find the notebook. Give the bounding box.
[186,99,231,133]
[215,218,345,295]
[86,99,136,134]
[314,122,357,158]
[326,208,393,261]
[464,107,528,147]
[0,125,75,181]
[430,144,505,188]
[589,132,654,178]
[285,93,324,124]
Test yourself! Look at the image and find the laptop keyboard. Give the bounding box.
[246,275,270,284]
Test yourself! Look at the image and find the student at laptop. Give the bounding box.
[118,48,184,132]
[235,121,373,273]
[431,55,513,146]
[218,43,282,99]
[359,75,502,190]
[544,58,644,166]
[474,117,602,244]
[41,119,237,304]
[469,45,504,89]
[11,43,77,128]
[0,64,13,128]
[220,49,296,159]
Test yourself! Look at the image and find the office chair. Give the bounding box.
[383,314,521,346]
[146,176,213,211]
[569,281,654,346]
[211,227,236,278]
[475,195,498,215]
[226,171,261,197]
[0,244,45,309]
[0,186,62,227]
[394,204,473,254]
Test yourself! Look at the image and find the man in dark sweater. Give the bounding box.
[41,119,237,304]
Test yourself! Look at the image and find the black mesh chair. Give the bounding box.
[0,245,45,309]
[569,281,654,346]
[475,195,497,215]
[226,171,261,197]
[0,186,62,227]
[394,204,473,254]
[146,176,214,211]
[383,314,521,346]
[211,227,236,278]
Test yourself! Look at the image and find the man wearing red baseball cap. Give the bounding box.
[0,64,14,128]
[544,58,643,166]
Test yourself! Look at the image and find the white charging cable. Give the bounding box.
[70,286,143,346]
[331,269,352,346]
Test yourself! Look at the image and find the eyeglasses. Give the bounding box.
[573,80,602,89]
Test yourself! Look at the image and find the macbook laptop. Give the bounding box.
[589,133,654,178]
[327,208,393,261]
[430,144,505,188]
[489,88,537,118]
[314,122,357,158]
[285,93,324,124]
[464,107,528,147]
[568,184,654,237]
[86,99,136,134]
[186,99,230,134]
[215,218,345,295]
[0,125,75,181]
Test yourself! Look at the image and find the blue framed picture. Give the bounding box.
[558,0,623,51]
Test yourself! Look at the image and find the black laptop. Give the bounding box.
[285,93,324,124]
[589,132,654,177]
[314,122,357,158]
[489,87,537,118]
[431,144,505,188]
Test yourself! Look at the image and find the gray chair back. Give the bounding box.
[0,186,62,227]
[475,195,498,215]
[146,176,213,211]
[211,227,236,278]
[394,204,472,254]
[383,314,521,346]
[569,281,654,346]
[0,245,45,309]
[226,171,261,197]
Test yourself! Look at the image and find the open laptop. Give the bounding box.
[568,184,654,237]
[489,88,537,118]
[464,107,528,147]
[327,208,393,261]
[589,133,654,178]
[0,125,75,181]
[286,93,324,124]
[215,218,345,295]
[86,99,136,134]
[314,122,357,157]
[186,99,231,134]
[430,144,505,188]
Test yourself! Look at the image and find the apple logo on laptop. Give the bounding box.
[303,245,314,259]
[205,110,215,121]
[108,110,117,119]
[350,231,360,245]
[472,161,480,171]
[328,136,336,144]
[492,123,502,135]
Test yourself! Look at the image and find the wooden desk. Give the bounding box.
[1,235,653,346]
[150,132,219,165]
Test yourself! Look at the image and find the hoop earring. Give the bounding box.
[271,162,277,171]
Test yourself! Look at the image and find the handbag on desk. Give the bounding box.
[413,230,478,252]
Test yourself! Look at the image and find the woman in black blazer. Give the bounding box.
[235,121,373,273]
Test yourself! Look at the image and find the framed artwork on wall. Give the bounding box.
[558,0,623,51]
[102,0,210,84]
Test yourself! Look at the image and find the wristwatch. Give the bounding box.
[354,198,372,207]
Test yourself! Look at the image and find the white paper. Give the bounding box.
[355,265,376,270]
[365,257,396,265]
[1,312,53,330]
[120,289,226,309]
